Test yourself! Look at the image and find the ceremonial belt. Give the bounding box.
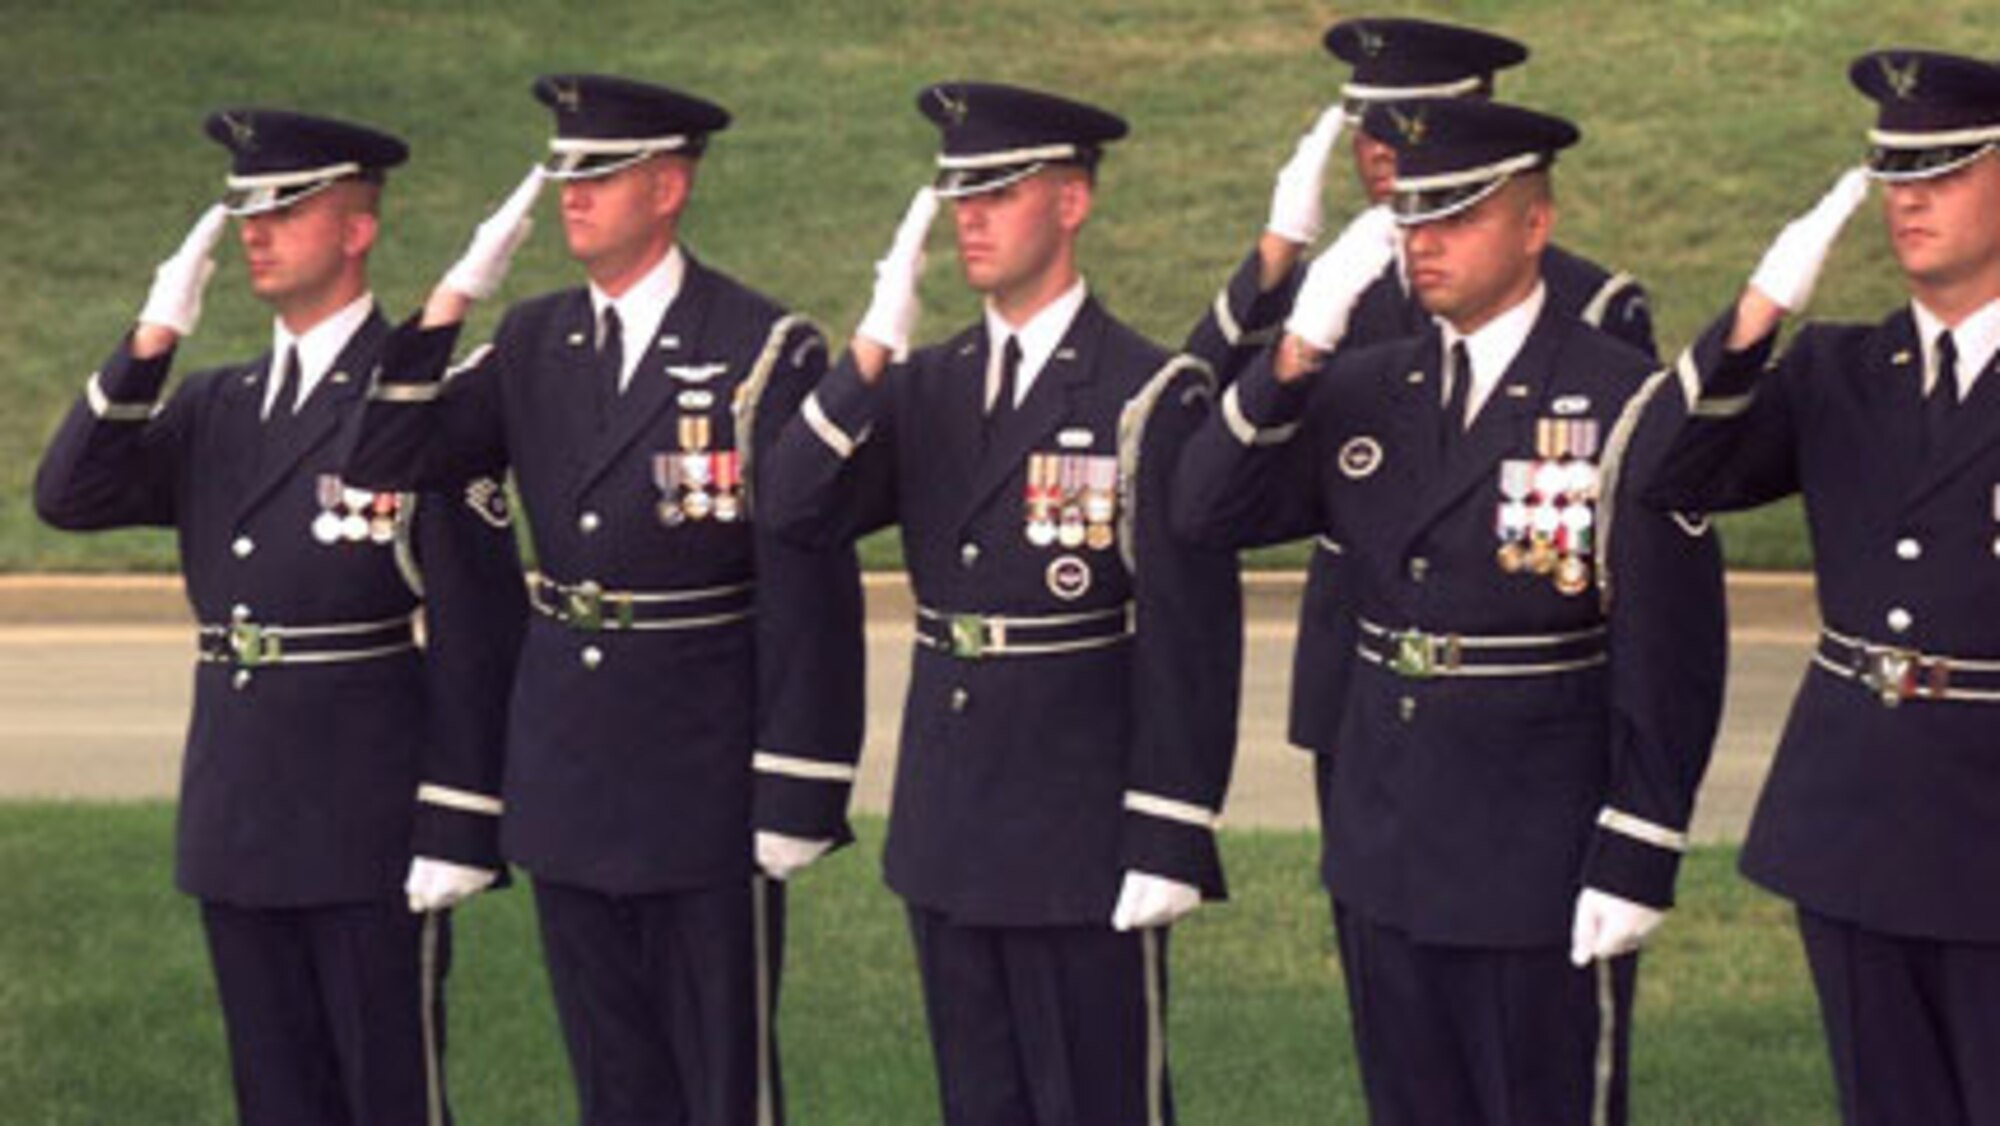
[198,613,416,669]
[1356,618,1609,679]
[529,575,755,633]
[915,603,1134,660]
[1814,627,2000,706]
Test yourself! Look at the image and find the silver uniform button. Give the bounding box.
[579,511,602,535]
[1886,607,1913,634]
[231,670,252,691]
[231,536,255,559]
[960,543,981,569]
[1895,538,1922,561]
[581,645,604,670]
[1398,695,1417,722]
[231,603,251,622]
[950,687,970,713]
[1407,557,1430,583]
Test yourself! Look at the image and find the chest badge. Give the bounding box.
[1495,418,1601,595]
[1025,452,1119,552]
[1046,554,1093,601]
[1338,436,1384,480]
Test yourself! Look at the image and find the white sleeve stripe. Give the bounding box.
[1692,393,1755,418]
[370,381,442,403]
[801,392,860,460]
[417,784,503,816]
[1211,288,1244,346]
[1220,383,1299,448]
[86,372,158,421]
[1125,792,1220,830]
[753,752,858,783]
[1597,808,1688,853]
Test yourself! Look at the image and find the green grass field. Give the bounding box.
[0,805,1836,1124]
[9,1,1992,572]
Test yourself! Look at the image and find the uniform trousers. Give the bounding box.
[906,904,1173,1126]
[200,898,451,1126]
[1798,907,2000,1125]
[532,875,784,1126]
[1333,901,1636,1126]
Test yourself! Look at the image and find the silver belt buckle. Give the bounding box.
[228,621,282,668]
[1856,645,1918,707]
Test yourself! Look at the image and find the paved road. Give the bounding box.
[0,575,1817,843]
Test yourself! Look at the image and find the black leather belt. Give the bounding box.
[197,613,416,669]
[529,575,754,632]
[1355,618,1609,679]
[1815,627,2000,706]
[915,604,1134,660]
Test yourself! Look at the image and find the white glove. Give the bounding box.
[1266,104,1348,245]
[755,831,833,881]
[853,187,939,361]
[1747,166,1870,313]
[441,166,547,301]
[404,857,498,914]
[1569,888,1665,967]
[137,204,230,336]
[1284,205,1399,351]
[1111,871,1202,931]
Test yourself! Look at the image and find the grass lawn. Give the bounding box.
[8,2,1995,572]
[1,804,1835,1124]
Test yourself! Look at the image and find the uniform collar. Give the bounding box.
[1912,295,2000,400]
[589,243,687,392]
[265,291,375,419]
[983,276,1089,411]
[1440,280,1544,426]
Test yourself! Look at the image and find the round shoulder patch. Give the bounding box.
[1338,436,1385,480]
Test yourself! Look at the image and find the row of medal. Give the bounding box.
[312,475,402,546]
[1023,453,1120,551]
[653,415,743,526]
[1494,418,1601,597]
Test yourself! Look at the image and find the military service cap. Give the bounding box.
[1324,18,1528,120]
[533,73,731,181]
[917,81,1128,199]
[1362,98,1579,224]
[203,108,408,217]
[1850,50,2000,182]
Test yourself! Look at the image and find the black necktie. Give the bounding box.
[1440,340,1472,453]
[986,335,1021,447]
[267,344,301,427]
[596,306,623,428]
[1926,330,1959,455]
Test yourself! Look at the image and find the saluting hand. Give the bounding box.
[439,165,548,305]
[136,203,230,341]
[1267,104,1348,246]
[1281,204,1399,371]
[853,186,940,375]
[1743,166,1871,322]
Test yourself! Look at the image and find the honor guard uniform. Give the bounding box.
[1181,17,1659,789]
[764,83,1242,1125]
[1643,50,2000,1123]
[340,74,864,1126]
[1175,98,1724,1124]
[33,109,526,1126]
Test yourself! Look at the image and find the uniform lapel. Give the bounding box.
[956,298,1101,531]
[1395,308,1554,554]
[578,255,718,495]
[235,312,387,523]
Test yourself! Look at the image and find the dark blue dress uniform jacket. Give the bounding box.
[1185,242,1657,756]
[1175,304,1723,946]
[763,298,1243,927]
[1645,305,2000,942]
[341,255,865,896]
[34,311,527,906]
